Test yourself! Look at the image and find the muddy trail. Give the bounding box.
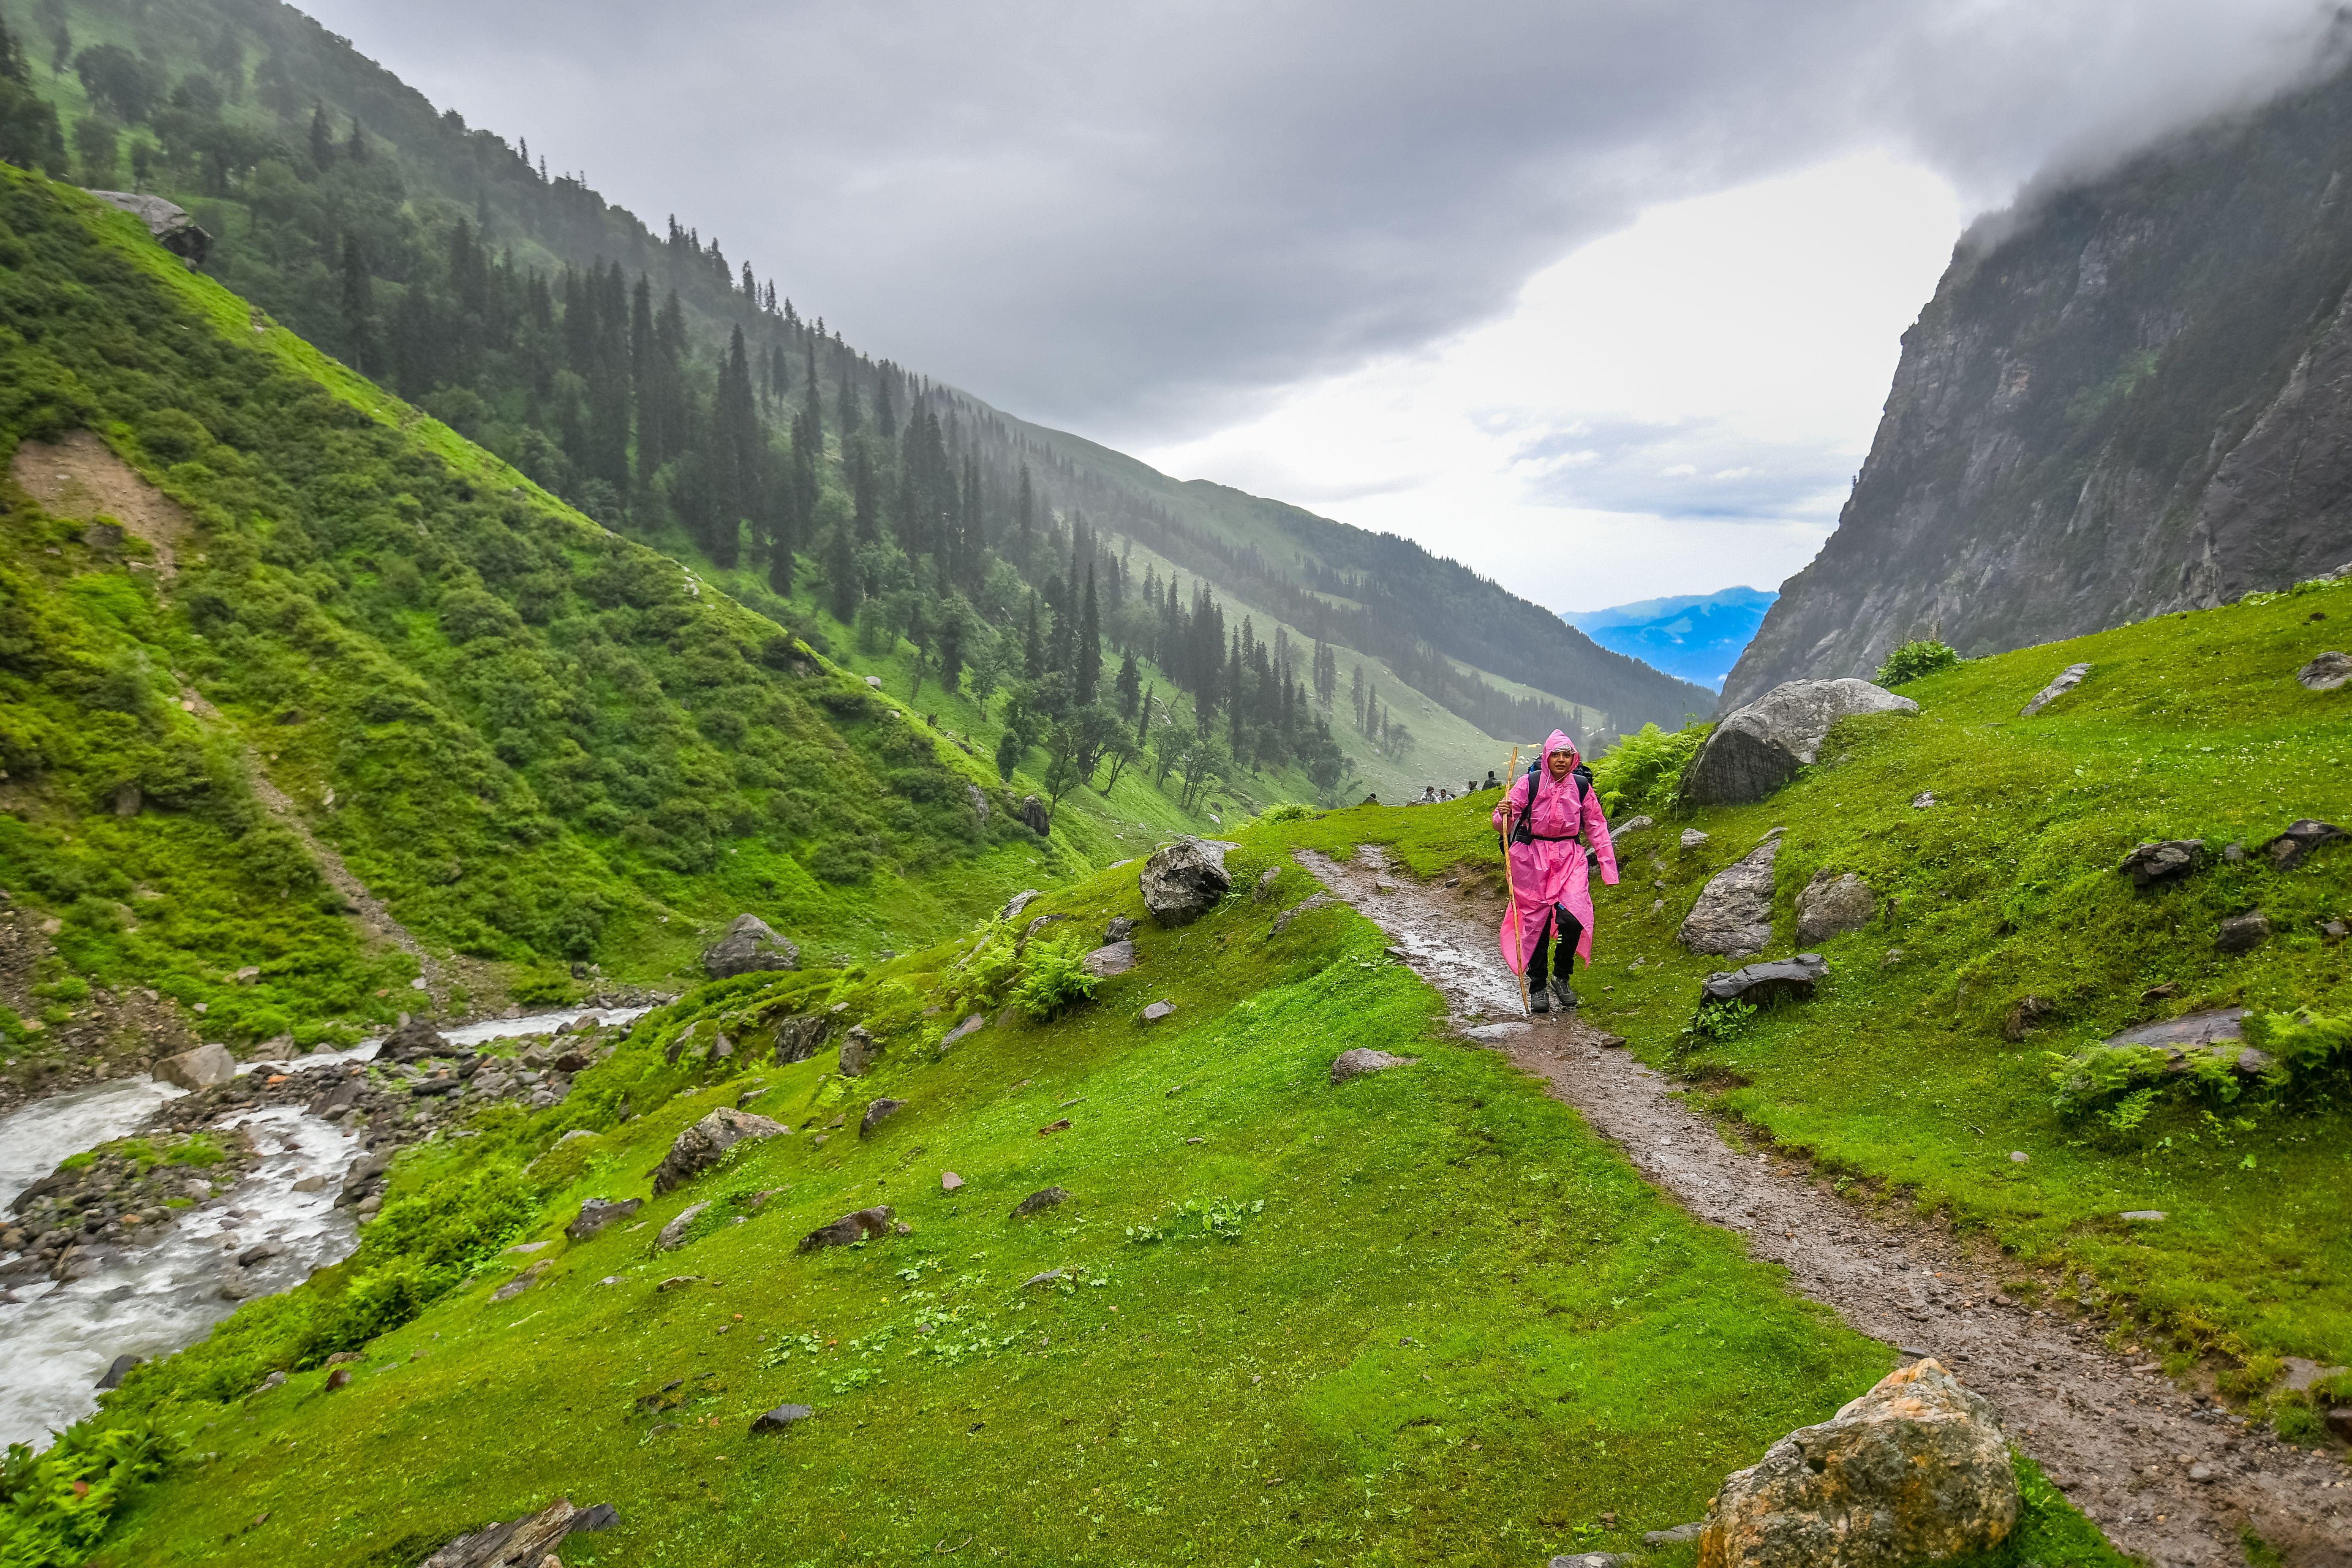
[1297,845,2352,1568]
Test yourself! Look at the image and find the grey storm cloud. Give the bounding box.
[1508,417,1857,523]
[305,0,2338,447]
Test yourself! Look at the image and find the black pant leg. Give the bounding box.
[1552,909,1584,977]
[1527,912,1554,986]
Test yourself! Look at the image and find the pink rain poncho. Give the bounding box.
[1491,729,1619,973]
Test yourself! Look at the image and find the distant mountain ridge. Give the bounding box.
[20,0,1709,750]
[1723,53,2352,710]
[1563,586,1776,691]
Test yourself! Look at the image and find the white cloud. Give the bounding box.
[1138,152,1965,610]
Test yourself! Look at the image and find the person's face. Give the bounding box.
[1547,750,1574,780]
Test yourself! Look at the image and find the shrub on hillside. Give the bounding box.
[1010,935,1098,1022]
[1875,639,1960,687]
[1592,721,1707,816]
[1256,802,1314,825]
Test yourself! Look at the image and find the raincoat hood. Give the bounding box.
[1541,729,1579,767]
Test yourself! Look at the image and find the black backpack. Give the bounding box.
[1502,760,1592,849]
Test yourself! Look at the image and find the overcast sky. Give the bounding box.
[306,0,2338,611]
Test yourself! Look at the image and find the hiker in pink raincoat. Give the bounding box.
[1491,729,1618,1013]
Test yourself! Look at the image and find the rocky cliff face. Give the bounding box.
[1723,59,2352,710]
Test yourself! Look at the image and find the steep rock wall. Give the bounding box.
[1723,60,2352,710]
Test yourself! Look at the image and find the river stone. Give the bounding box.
[417,1497,579,1568]
[1678,838,1781,958]
[1680,679,1918,806]
[1330,1048,1417,1084]
[797,1205,893,1252]
[700,913,800,979]
[2216,909,2272,953]
[154,1042,236,1090]
[1701,954,1828,1006]
[2262,817,2344,870]
[1794,870,1876,944]
[2019,662,2092,716]
[1696,1357,2017,1568]
[2120,839,2204,887]
[95,1353,142,1390]
[859,1097,905,1137]
[1141,838,1232,926]
[2297,650,2350,690]
[836,1025,883,1078]
[650,1107,789,1195]
[1012,1186,1070,1218]
[1082,940,1137,978]
[378,1015,450,1063]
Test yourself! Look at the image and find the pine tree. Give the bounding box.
[1022,593,1043,680]
[1114,650,1140,721]
[338,233,373,370]
[1076,567,1102,705]
[308,103,334,169]
[345,116,368,163]
[1350,664,1365,730]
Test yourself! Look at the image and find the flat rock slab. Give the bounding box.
[652,1107,788,1194]
[1012,1186,1070,1218]
[655,1202,709,1252]
[940,1013,985,1048]
[1678,838,1780,959]
[1700,954,1827,1005]
[1460,1021,1530,1042]
[2296,650,2349,690]
[417,1498,579,1568]
[1140,1000,1176,1022]
[2107,1007,2246,1050]
[2263,817,2344,870]
[752,1403,814,1432]
[569,1194,647,1242]
[1330,1048,1418,1083]
[2020,661,2092,716]
[1082,940,1137,978]
[2121,839,2204,886]
[798,1206,893,1252]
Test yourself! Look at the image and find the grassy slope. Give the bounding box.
[0,171,1070,1053]
[90,829,2121,1568]
[1290,579,2352,1400]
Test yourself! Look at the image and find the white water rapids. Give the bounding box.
[0,1005,648,1447]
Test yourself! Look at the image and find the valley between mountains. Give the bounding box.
[1,5,2350,1568]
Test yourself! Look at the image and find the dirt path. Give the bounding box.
[1298,845,2352,1568]
[11,431,189,578]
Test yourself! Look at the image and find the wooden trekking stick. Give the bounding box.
[1500,744,1532,1017]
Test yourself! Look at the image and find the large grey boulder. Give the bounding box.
[377,1015,450,1063]
[154,1042,236,1090]
[650,1107,788,1195]
[1141,838,1231,926]
[1680,679,1918,805]
[836,1025,882,1078]
[1678,838,1781,958]
[798,1205,893,1252]
[772,1013,832,1064]
[84,190,211,265]
[2297,650,2349,691]
[1794,870,1875,944]
[1697,1358,2017,1568]
[700,914,800,979]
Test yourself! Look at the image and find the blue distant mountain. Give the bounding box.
[1563,586,1778,691]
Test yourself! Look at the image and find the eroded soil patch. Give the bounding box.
[1299,844,2352,1568]
[9,431,188,577]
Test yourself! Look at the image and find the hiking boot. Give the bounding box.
[1528,986,1551,1015]
[1550,977,1579,1010]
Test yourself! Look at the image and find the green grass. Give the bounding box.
[49,828,2112,1567]
[1289,577,2352,1391]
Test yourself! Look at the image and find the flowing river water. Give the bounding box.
[0,1007,648,1448]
